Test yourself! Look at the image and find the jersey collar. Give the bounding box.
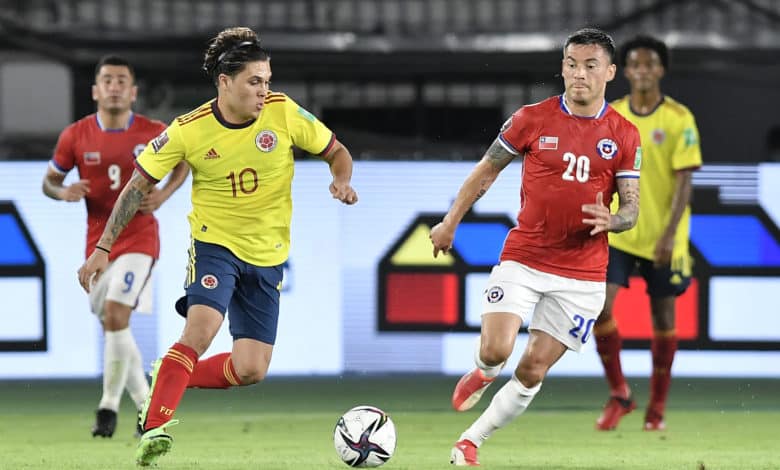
[559,94,607,119]
[628,95,666,117]
[211,100,256,129]
[95,112,134,132]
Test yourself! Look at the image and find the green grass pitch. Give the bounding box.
[1,376,778,469]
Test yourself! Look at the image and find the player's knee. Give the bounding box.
[516,358,547,387]
[479,341,512,366]
[234,364,268,385]
[652,314,675,331]
[102,302,131,331]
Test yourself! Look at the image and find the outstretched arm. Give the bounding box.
[77,170,155,291]
[322,139,358,205]
[430,139,518,256]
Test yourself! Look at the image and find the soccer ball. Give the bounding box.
[333,405,396,467]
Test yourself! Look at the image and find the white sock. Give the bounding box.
[460,374,542,446]
[124,336,150,410]
[474,336,504,379]
[98,328,135,411]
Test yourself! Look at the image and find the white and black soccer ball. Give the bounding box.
[333,405,396,468]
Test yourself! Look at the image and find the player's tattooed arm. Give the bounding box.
[471,139,518,202]
[485,138,518,172]
[96,170,155,249]
[439,139,515,228]
[611,177,640,233]
[431,139,518,256]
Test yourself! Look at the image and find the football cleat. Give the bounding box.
[134,409,144,438]
[595,395,636,431]
[137,359,162,432]
[92,408,117,438]
[450,439,480,466]
[452,369,496,412]
[643,409,666,431]
[135,420,178,467]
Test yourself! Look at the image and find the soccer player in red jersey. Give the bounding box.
[593,35,702,432]
[43,55,189,438]
[430,28,641,466]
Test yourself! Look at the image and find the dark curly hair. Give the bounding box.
[619,35,669,70]
[202,27,269,86]
[564,28,616,63]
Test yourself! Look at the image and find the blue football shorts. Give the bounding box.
[175,239,283,345]
[606,246,691,298]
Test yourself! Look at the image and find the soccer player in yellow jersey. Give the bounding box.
[77,27,358,466]
[594,35,702,432]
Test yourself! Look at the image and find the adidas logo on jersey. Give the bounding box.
[204,148,220,160]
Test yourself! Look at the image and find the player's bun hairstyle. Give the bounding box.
[564,28,616,64]
[95,54,135,81]
[202,27,269,86]
[619,35,670,71]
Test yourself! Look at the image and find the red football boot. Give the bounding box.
[595,395,636,431]
[450,439,480,466]
[451,369,496,412]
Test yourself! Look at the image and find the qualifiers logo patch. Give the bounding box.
[633,147,643,170]
[133,144,146,157]
[596,138,618,160]
[256,130,278,152]
[151,131,169,153]
[201,274,218,289]
[486,286,504,303]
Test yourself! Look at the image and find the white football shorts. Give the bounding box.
[89,253,154,318]
[482,260,606,352]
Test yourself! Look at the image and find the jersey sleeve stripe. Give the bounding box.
[134,160,161,184]
[317,133,337,156]
[177,110,213,126]
[615,170,640,178]
[49,160,69,174]
[179,103,212,121]
[498,134,521,155]
[264,98,286,104]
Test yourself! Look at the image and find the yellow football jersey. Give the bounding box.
[136,92,335,266]
[609,95,702,271]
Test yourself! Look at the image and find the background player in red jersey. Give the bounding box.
[593,35,702,432]
[42,55,189,438]
[430,28,641,466]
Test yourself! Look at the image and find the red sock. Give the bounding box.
[649,331,678,416]
[143,342,199,430]
[188,352,241,389]
[594,318,629,398]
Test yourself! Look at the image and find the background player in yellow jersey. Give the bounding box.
[594,35,702,432]
[77,27,358,466]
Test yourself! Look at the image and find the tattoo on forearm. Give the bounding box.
[99,175,150,246]
[485,139,516,171]
[473,178,491,204]
[612,178,639,233]
[610,214,633,233]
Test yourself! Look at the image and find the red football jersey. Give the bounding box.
[498,95,641,281]
[51,113,167,260]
